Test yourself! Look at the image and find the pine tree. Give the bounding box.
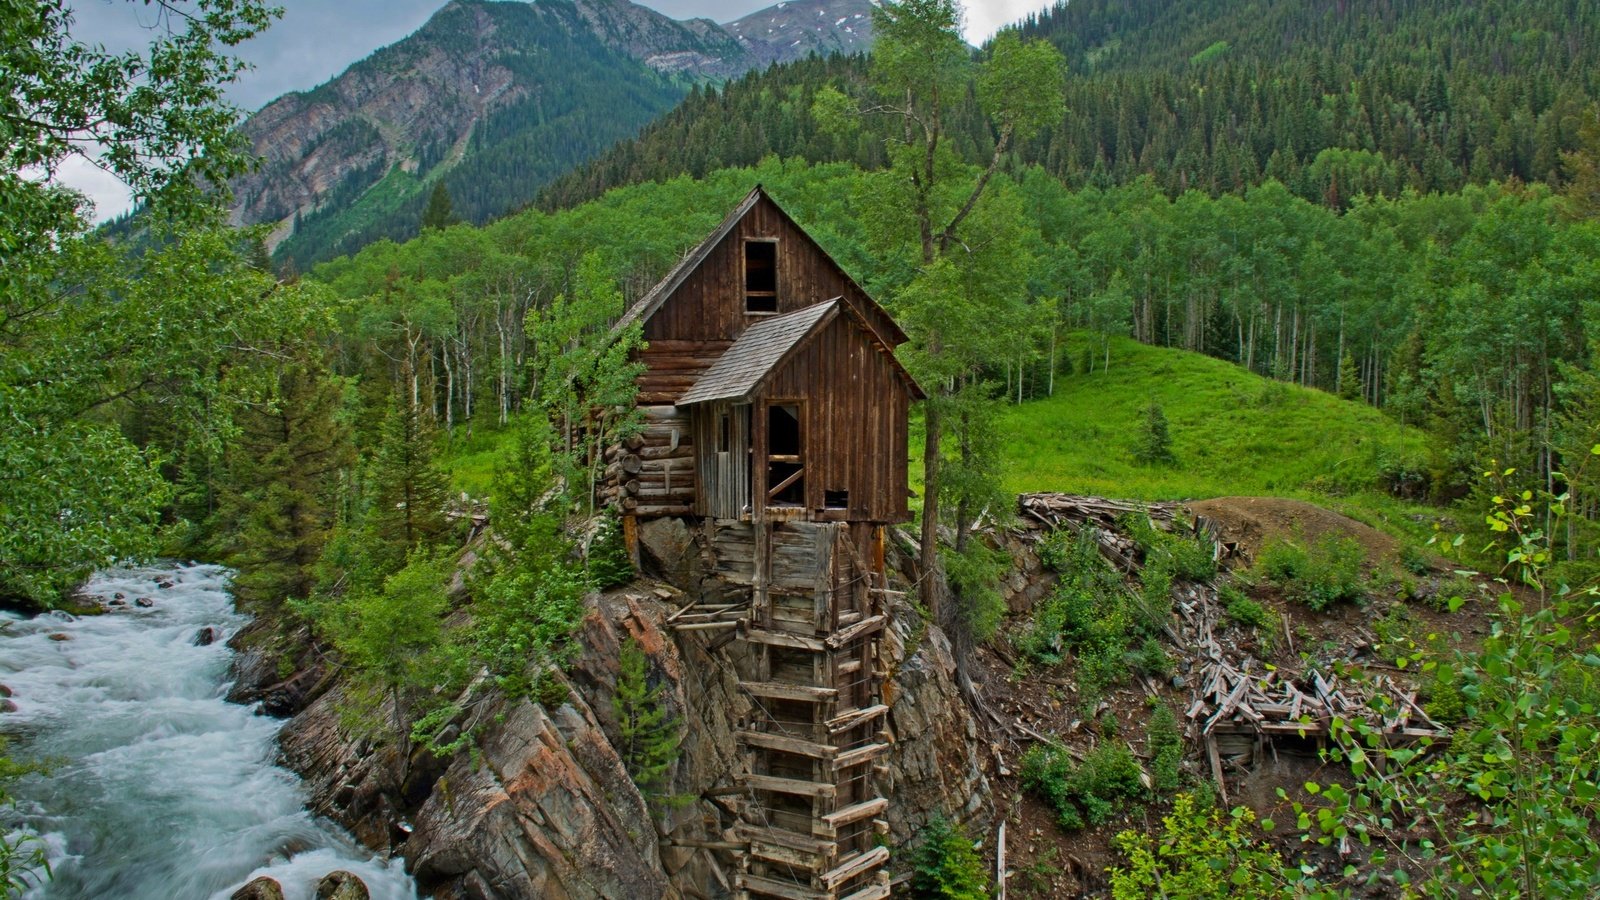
[612,637,680,799]
[421,180,457,231]
[371,397,451,568]
[1133,401,1176,465]
[1338,352,1363,401]
[215,358,354,608]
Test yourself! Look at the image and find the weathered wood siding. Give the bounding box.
[636,195,897,404]
[692,401,752,519]
[759,314,912,524]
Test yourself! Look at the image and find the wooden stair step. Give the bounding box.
[741,681,838,703]
[735,772,837,799]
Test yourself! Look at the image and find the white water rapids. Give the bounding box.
[0,563,417,900]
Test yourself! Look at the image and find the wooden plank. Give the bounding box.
[738,730,838,759]
[749,840,826,871]
[827,705,889,735]
[821,798,888,830]
[737,873,828,900]
[741,681,838,703]
[734,823,838,857]
[838,884,890,900]
[820,846,890,889]
[831,741,889,772]
[742,626,827,651]
[735,773,837,799]
[825,614,886,649]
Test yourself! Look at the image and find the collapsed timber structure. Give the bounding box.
[601,187,922,899]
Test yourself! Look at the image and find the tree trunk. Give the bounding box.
[920,400,942,624]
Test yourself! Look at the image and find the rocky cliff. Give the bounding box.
[232,520,989,898]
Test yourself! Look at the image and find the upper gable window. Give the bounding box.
[744,240,778,313]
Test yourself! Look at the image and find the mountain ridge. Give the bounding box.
[233,0,877,270]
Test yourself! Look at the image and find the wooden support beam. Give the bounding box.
[738,730,838,760]
[741,681,838,703]
[737,873,828,900]
[839,884,890,900]
[821,846,890,890]
[735,773,837,799]
[831,741,890,772]
[741,626,826,651]
[671,620,741,632]
[820,798,888,831]
[825,614,886,649]
[734,823,838,858]
[768,465,805,501]
[827,705,889,735]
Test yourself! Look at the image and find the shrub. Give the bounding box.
[1146,703,1184,793]
[943,542,1009,643]
[586,511,635,589]
[1219,583,1270,629]
[1131,636,1173,679]
[1398,542,1432,575]
[908,817,990,899]
[1110,793,1288,899]
[1022,741,1146,831]
[1255,533,1366,611]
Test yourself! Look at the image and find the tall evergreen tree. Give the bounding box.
[421,179,458,231]
[371,396,451,567]
[215,357,355,608]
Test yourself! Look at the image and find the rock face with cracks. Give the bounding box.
[239,523,991,897]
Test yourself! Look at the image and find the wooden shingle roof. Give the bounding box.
[678,298,925,405]
[677,302,840,405]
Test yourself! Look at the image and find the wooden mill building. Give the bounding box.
[602,187,921,900]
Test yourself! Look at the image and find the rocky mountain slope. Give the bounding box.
[232,0,877,271]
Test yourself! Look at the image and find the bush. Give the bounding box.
[1022,741,1146,831]
[1146,703,1184,793]
[1255,533,1366,611]
[1219,583,1271,629]
[1131,636,1173,679]
[1110,793,1288,899]
[908,817,990,899]
[586,511,635,589]
[943,542,1009,643]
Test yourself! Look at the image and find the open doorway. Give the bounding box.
[766,402,803,506]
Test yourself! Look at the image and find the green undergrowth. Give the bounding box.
[995,334,1431,513]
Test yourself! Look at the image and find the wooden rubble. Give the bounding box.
[1015,493,1449,802]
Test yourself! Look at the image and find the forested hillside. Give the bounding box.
[542,0,1600,208]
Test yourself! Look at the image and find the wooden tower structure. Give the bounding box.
[604,187,922,900]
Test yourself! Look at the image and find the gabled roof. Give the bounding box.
[678,298,925,406]
[613,185,910,347]
[678,302,839,405]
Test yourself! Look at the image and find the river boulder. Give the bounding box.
[230,876,284,900]
[194,627,218,647]
[314,870,369,900]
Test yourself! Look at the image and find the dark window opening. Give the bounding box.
[745,240,777,312]
[768,404,801,455]
[766,403,804,506]
[824,489,849,509]
[718,412,731,453]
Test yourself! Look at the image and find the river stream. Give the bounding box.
[0,563,417,900]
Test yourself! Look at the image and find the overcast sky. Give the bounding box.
[63,0,1049,220]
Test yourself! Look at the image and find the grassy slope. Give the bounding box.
[994,335,1429,517]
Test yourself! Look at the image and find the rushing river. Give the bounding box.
[0,563,417,900]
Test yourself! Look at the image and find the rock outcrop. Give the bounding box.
[238,523,990,897]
